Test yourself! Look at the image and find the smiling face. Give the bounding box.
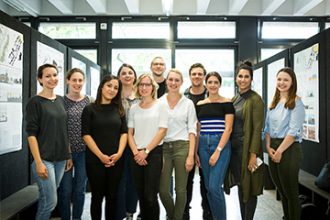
[190,67,205,87]
[206,75,220,95]
[38,67,58,89]
[166,71,183,93]
[276,71,293,93]
[236,69,252,93]
[101,79,119,103]
[138,76,153,98]
[119,66,136,86]
[67,71,85,93]
[150,57,166,77]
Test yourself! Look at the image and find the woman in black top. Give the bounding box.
[25,63,71,220]
[82,74,128,220]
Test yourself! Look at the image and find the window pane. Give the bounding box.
[262,22,319,39]
[112,22,170,39]
[39,22,96,39]
[178,21,236,39]
[175,49,235,97]
[111,48,171,75]
[75,49,97,63]
[260,48,284,61]
[326,23,330,29]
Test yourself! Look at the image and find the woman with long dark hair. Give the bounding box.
[82,74,127,220]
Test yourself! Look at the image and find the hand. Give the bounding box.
[99,154,111,167]
[267,147,276,160]
[65,159,73,171]
[248,154,257,172]
[109,153,122,167]
[272,150,282,163]
[185,156,194,172]
[36,161,48,179]
[134,151,148,166]
[209,151,220,167]
[195,153,201,168]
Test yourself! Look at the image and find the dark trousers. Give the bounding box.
[269,139,302,220]
[185,166,212,219]
[86,159,124,220]
[115,148,138,220]
[131,146,163,220]
[231,138,257,220]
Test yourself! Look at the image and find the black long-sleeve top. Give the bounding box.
[81,103,128,164]
[25,95,70,161]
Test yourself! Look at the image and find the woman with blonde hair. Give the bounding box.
[128,73,169,220]
[159,69,197,220]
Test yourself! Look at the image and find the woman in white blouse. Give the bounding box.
[159,69,197,220]
[128,73,169,220]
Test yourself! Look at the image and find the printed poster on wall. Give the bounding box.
[267,58,285,107]
[72,57,87,95]
[37,41,65,95]
[0,24,23,154]
[253,67,263,98]
[90,66,100,99]
[294,43,319,142]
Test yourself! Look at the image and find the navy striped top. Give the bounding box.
[197,102,235,135]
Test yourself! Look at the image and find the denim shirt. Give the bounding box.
[264,98,305,142]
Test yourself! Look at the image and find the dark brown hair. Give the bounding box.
[236,60,253,79]
[205,71,222,85]
[189,63,206,76]
[37,63,58,86]
[117,63,137,84]
[94,74,125,116]
[269,67,297,110]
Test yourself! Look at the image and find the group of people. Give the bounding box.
[25,56,305,220]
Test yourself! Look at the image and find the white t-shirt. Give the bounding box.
[159,94,197,142]
[128,100,169,149]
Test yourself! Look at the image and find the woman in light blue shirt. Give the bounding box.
[264,67,305,220]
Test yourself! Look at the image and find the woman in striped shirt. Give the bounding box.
[196,71,235,220]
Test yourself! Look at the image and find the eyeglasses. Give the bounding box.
[138,83,152,88]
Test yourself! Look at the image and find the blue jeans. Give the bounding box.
[58,152,87,220]
[198,133,231,220]
[31,160,66,220]
[115,148,138,220]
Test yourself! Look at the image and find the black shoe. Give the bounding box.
[203,211,213,220]
[137,213,142,220]
[182,211,189,220]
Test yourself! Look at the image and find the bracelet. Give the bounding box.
[216,146,222,152]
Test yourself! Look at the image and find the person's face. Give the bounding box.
[276,71,292,93]
[236,69,252,92]
[206,75,220,95]
[151,58,166,77]
[166,72,183,93]
[119,66,135,86]
[101,79,119,102]
[38,67,58,89]
[67,72,84,93]
[138,77,153,98]
[189,67,205,87]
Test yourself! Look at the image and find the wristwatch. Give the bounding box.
[145,148,150,154]
[216,146,222,152]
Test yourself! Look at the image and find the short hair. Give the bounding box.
[189,63,206,76]
[150,56,165,67]
[134,73,159,99]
